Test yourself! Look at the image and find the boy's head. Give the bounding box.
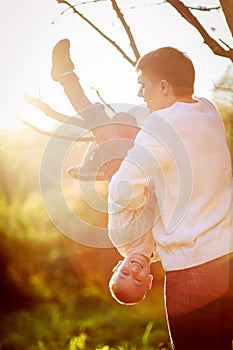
[135,47,195,111]
[109,253,153,305]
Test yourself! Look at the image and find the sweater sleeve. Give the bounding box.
[108,181,160,261]
[108,113,170,211]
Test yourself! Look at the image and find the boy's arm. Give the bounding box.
[109,209,158,262]
[108,182,160,262]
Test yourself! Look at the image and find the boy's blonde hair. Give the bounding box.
[109,274,147,305]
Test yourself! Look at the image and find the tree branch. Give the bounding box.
[111,0,140,61]
[23,93,102,130]
[89,86,116,113]
[23,93,69,123]
[167,0,233,62]
[14,115,94,142]
[188,6,221,11]
[56,0,137,66]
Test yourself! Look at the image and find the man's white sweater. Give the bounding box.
[108,98,233,271]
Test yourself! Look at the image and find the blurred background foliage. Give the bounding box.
[0,67,232,349]
[212,65,233,166]
[0,129,169,350]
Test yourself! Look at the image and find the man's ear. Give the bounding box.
[112,260,123,272]
[148,274,153,289]
[160,79,169,95]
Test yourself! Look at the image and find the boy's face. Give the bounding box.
[137,71,173,112]
[112,253,153,300]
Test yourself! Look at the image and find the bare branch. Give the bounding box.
[73,0,108,5]
[14,115,94,142]
[56,0,137,66]
[167,0,233,62]
[89,86,116,113]
[219,38,232,50]
[188,6,221,11]
[23,93,69,123]
[23,93,98,130]
[111,0,140,61]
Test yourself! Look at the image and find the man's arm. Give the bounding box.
[109,132,168,211]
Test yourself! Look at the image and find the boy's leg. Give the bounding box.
[66,112,140,181]
[51,38,110,125]
[51,38,92,112]
[51,39,116,180]
[51,39,140,181]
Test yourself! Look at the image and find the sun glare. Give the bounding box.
[1,0,231,132]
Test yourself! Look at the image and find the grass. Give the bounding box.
[0,284,170,350]
[0,223,170,349]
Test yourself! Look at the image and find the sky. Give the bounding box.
[0,0,232,130]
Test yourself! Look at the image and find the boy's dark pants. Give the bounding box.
[165,254,233,350]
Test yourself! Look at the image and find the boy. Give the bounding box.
[51,39,158,304]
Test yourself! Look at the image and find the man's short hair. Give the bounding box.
[136,47,195,96]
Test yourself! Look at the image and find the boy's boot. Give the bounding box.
[51,39,75,82]
[66,142,107,181]
[67,113,140,182]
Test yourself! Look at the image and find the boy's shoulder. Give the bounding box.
[128,104,149,126]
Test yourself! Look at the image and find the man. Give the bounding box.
[108,47,233,350]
